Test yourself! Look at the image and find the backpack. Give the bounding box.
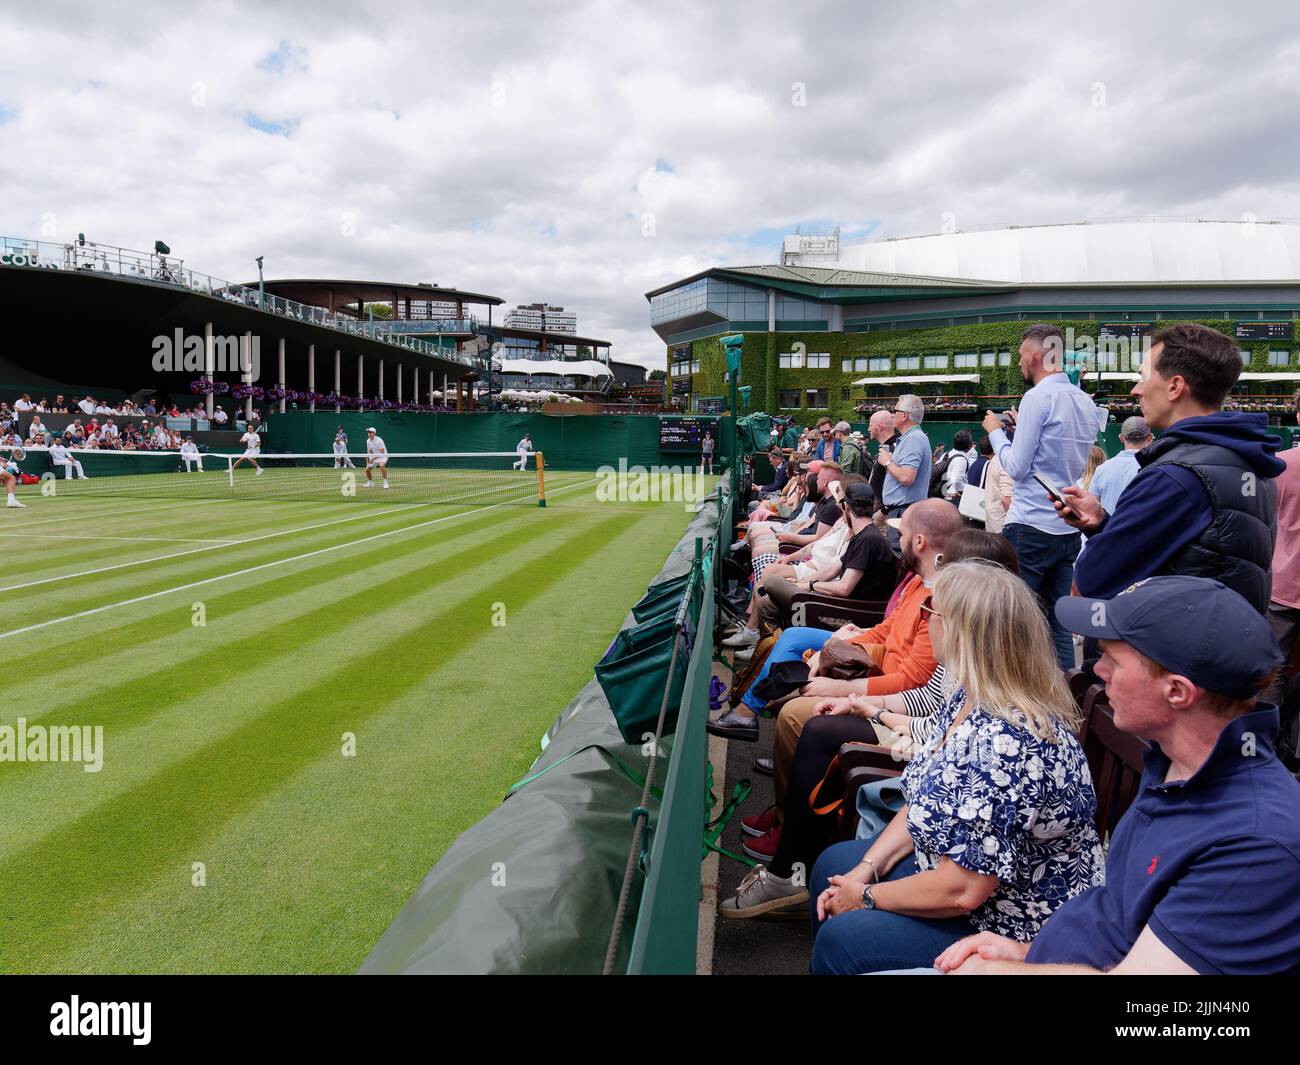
[928,452,956,497]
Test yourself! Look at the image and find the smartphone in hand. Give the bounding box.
[1034,472,1075,516]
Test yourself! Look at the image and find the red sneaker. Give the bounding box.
[740,804,779,838]
[742,825,781,863]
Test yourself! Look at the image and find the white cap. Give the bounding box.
[366,426,376,432]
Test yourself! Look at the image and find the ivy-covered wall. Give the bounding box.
[670,320,1299,424]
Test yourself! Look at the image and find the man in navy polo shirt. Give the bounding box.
[934,575,1300,975]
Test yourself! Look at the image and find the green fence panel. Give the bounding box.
[625,491,732,975]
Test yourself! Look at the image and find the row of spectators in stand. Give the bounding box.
[0,412,256,451]
[4,394,262,423]
[707,322,1300,975]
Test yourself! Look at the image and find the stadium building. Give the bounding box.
[0,234,623,424]
[647,219,1300,426]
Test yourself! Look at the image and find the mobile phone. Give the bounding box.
[828,480,846,506]
[1033,472,1074,513]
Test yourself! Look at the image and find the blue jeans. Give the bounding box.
[740,626,830,712]
[1001,522,1080,671]
[809,836,977,975]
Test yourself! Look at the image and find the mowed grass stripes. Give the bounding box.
[0,475,694,972]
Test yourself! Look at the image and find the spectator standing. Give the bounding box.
[1263,391,1300,705]
[835,421,863,475]
[1089,416,1152,516]
[701,431,715,475]
[813,417,841,462]
[1057,323,1285,615]
[877,394,932,545]
[941,429,976,501]
[982,323,1107,669]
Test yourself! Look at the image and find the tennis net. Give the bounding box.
[19,449,548,506]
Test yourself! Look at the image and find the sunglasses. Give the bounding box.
[919,596,942,620]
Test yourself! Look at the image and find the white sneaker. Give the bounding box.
[718,865,808,920]
[731,644,756,662]
[721,627,760,649]
[364,481,373,488]
[382,482,390,489]
[255,467,264,476]
[6,499,25,508]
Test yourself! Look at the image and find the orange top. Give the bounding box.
[847,573,937,695]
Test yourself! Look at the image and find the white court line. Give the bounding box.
[0,532,239,544]
[0,502,427,594]
[0,478,596,640]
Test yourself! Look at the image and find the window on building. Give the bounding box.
[779,390,801,408]
[806,389,829,408]
[1267,350,1291,366]
[896,355,920,371]
[841,387,851,400]
[1239,349,1251,363]
[954,352,978,368]
[923,355,948,370]
[998,351,1012,366]
[779,351,804,369]
[807,352,830,368]
[868,357,890,372]
[691,359,700,373]
[842,358,854,373]
[980,351,997,367]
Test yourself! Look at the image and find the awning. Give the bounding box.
[498,358,612,378]
[1239,372,1300,381]
[850,374,981,387]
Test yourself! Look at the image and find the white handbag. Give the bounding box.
[958,460,989,522]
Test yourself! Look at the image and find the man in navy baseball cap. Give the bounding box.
[934,575,1300,975]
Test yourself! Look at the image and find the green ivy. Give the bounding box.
[669,319,1297,423]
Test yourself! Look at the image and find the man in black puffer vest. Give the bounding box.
[1058,323,1285,614]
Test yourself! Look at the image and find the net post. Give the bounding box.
[227,454,234,489]
[536,451,546,507]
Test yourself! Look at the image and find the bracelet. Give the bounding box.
[861,856,879,883]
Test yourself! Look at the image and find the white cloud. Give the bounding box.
[3,0,1300,372]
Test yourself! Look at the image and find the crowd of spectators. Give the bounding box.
[708,321,1300,975]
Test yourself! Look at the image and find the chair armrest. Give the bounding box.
[788,594,888,631]
[777,542,801,556]
[838,740,902,774]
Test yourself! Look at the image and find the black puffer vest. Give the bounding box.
[1142,439,1278,613]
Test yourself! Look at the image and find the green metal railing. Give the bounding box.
[620,484,732,974]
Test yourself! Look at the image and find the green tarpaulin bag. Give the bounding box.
[596,572,701,744]
[631,574,690,623]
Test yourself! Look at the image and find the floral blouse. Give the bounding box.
[901,685,1105,942]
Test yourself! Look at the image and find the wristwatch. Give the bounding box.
[861,884,877,910]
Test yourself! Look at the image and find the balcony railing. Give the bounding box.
[0,235,479,367]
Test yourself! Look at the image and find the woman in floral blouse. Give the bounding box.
[808,560,1104,974]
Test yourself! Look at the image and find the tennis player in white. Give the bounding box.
[364,427,389,488]
[233,428,264,476]
[3,447,26,507]
[514,433,533,470]
[332,429,356,469]
[49,437,89,480]
[179,437,203,472]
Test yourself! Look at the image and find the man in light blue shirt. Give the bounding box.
[983,324,1107,668]
[1090,416,1152,515]
[877,394,931,550]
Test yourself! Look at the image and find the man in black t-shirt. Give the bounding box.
[756,482,894,630]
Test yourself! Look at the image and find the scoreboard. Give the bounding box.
[659,416,716,451]
[1098,322,1156,341]
[1234,321,1293,340]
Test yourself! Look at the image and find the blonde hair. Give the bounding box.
[1080,445,1107,491]
[931,561,1078,740]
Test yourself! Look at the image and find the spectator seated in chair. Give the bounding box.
[934,576,1299,975]
[710,498,961,743]
[721,530,1021,881]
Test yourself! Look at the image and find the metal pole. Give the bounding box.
[205,322,214,421]
[308,344,316,412]
[278,338,286,414]
[243,331,254,422]
[334,349,341,413]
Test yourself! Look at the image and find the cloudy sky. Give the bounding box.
[3,0,1300,372]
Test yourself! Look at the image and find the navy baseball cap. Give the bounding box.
[1055,576,1283,699]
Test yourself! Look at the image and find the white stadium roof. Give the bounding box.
[790,220,1300,284]
[497,358,612,378]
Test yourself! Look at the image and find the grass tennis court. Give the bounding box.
[0,472,700,973]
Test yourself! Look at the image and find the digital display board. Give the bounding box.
[669,344,691,360]
[1235,321,1293,339]
[671,377,691,395]
[659,416,715,450]
[1098,322,1156,340]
